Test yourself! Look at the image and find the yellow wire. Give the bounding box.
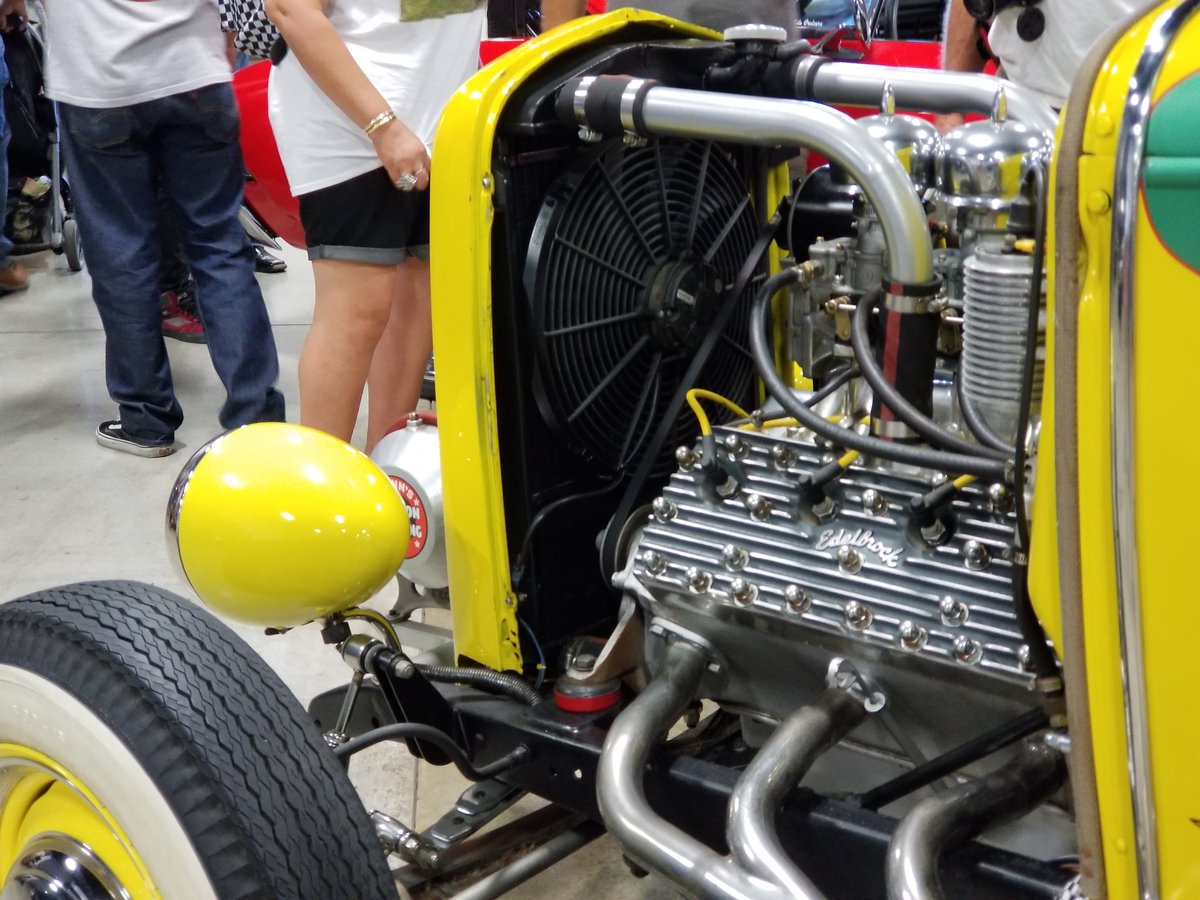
[952,474,977,490]
[342,608,401,651]
[686,389,751,436]
[838,450,860,469]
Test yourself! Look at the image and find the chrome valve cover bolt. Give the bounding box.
[963,540,991,570]
[939,596,969,626]
[784,585,812,614]
[898,620,928,651]
[845,600,873,631]
[675,446,698,471]
[721,544,748,571]
[652,496,677,522]
[730,577,756,607]
[987,483,1013,513]
[862,489,888,516]
[642,550,666,576]
[723,434,747,458]
[1017,644,1032,671]
[686,567,712,593]
[953,635,983,665]
[837,545,864,574]
[771,444,797,469]
[745,493,772,521]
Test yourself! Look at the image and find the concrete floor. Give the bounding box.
[0,242,677,898]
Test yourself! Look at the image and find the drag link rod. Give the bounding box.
[886,736,1066,900]
[727,687,872,899]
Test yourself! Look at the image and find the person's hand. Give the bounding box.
[371,118,431,192]
[0,0,26,31]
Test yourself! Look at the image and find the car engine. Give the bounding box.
[377,19,1078,899]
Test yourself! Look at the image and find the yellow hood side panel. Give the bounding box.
[1072,3,1200,895]
[430,12,718,670]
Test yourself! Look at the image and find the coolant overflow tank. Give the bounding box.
[371,411,448,589]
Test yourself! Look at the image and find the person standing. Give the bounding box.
[0,6,29,294]
[265,0,485,451]
[39,0,285,457]
[939,0,1146,130]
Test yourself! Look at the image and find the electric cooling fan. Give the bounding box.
[524,137,760,474]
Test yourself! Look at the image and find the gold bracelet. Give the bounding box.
[364,110,396,137]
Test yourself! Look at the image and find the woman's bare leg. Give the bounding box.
[300,258,398,443]
[365,256,432,451]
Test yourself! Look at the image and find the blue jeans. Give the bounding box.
[59,83,285,442]
[0,42,13,267]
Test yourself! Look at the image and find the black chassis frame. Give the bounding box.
[310,676,1073,899]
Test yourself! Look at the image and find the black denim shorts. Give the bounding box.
[298,165,430,265]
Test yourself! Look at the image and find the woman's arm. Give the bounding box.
[539,0,587,32]
[265,0,430,189]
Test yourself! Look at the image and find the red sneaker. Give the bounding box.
[161,287,206,343]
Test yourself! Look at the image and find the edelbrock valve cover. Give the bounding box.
[630,424,1035,688]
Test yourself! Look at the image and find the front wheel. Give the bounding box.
[62,218,83,272]
[0,581,396,900]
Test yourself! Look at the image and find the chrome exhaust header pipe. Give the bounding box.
[886,735,1067,900]
[596,639,781,898]
[597,642,878,899]
[727,662,881,899]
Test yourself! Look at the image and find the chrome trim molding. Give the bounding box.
[1109,3,1200,897]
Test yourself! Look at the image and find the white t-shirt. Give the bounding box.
[44,0,231,108]
[988,0,1144,109]
[268,0,487,196]
[607,1,797,35]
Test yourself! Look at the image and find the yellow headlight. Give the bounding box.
[166,423,409,627]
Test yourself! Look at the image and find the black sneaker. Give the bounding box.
[96,420,175,458]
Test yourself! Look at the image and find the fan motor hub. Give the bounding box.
[646,256,721,354]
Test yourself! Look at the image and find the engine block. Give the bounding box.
[632,422,1035,690]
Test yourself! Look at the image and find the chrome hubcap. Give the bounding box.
[1,835,129,900]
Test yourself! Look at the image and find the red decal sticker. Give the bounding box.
[389,476,428,559]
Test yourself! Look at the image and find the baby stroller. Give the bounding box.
[3,14,83,271]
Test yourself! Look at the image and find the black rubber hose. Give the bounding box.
[333,722,530,779]
[805,363,858,407]
[749,269,1011,480]
[418,664,545,707]
[955,368,1013,453]
[1013,165,1048,553]
[851,290,1011,462]
[856,707,1048,811]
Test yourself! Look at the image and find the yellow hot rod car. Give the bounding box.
[3,2,1199,898]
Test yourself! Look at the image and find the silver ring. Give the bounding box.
[394,172,418,191]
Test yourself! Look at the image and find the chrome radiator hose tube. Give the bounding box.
[727,688,871,899]
[596,640,784,899]
[559,79,933,285]
[791,59,1059,139]
[885,736,1066,900]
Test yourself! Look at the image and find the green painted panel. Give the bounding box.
[1143,72,1200,272]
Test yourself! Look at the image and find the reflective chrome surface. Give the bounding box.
[1109,3,1200,898]
[936,96,1051,211]
[635,88,934,284]
[1,834,130,900]
[795,59,1059,138]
